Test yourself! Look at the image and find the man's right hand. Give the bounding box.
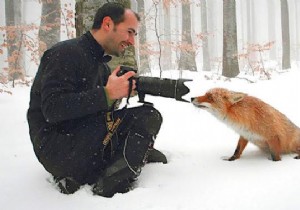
[105,66,136,100]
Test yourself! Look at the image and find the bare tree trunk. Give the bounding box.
[38,0,61,57]
[246,0,256,63]
[75,0,105,37]
[153,1,163,76]
[5,0,24,84]
[280,0,291,69]
[268,0,277,61]
[296,0,300,62]
[238,0,247,70]
[206,0,221,69]
[160,2,172,71]
[137,0,150,74]
[222,0,239,78]
[201,0,211,71]
[178,1,197,71]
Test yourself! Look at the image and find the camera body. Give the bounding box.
[117,66,191,103]
[117,66,137,77]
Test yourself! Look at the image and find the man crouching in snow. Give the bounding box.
[27,2,166,198]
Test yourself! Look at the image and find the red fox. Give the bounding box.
[191,88,300,161]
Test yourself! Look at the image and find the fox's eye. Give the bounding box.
[207,94,213,101]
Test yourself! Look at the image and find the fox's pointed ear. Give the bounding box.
[229,92,246,104]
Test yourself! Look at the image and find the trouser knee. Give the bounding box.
[129,105,163,136]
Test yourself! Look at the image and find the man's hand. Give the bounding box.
[105,66,136,100]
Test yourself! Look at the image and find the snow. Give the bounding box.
[1,67,300,210]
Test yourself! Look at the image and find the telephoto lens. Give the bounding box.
[118,66,192,103]
[136,77,191,103]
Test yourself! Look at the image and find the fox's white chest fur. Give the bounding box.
[210,108,264,143]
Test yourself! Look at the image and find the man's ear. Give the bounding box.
[103,16,112,30]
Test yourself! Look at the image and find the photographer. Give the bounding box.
[27,2,166,197]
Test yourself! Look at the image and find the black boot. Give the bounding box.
[54,176,81,194]
[93,131,151,197]
[92,155,136,197]
[146,148,167,164]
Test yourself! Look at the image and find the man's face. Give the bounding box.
[106,10,138,57]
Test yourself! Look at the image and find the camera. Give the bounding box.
[118,66,191,103]
[117,66,138,76]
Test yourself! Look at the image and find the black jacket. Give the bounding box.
[27,32,112,150]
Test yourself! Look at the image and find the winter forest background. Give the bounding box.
[0,0,300,91]
[1,1,300,209]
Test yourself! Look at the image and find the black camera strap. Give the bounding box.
[103,111,122,147]
[125,78,134,106]
[101,108,128,160]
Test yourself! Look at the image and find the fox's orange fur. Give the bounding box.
[191,88,300,161]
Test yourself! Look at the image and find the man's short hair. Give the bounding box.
[92,2,140,29]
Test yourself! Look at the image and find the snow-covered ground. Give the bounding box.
[1,67,300,210]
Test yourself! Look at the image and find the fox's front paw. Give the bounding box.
[267,155,281,161]
[222,155,238,161]
[269,153,281,161]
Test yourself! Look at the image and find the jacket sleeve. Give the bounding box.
[40,46,110,124]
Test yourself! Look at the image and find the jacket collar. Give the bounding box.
[83,31,112,63]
